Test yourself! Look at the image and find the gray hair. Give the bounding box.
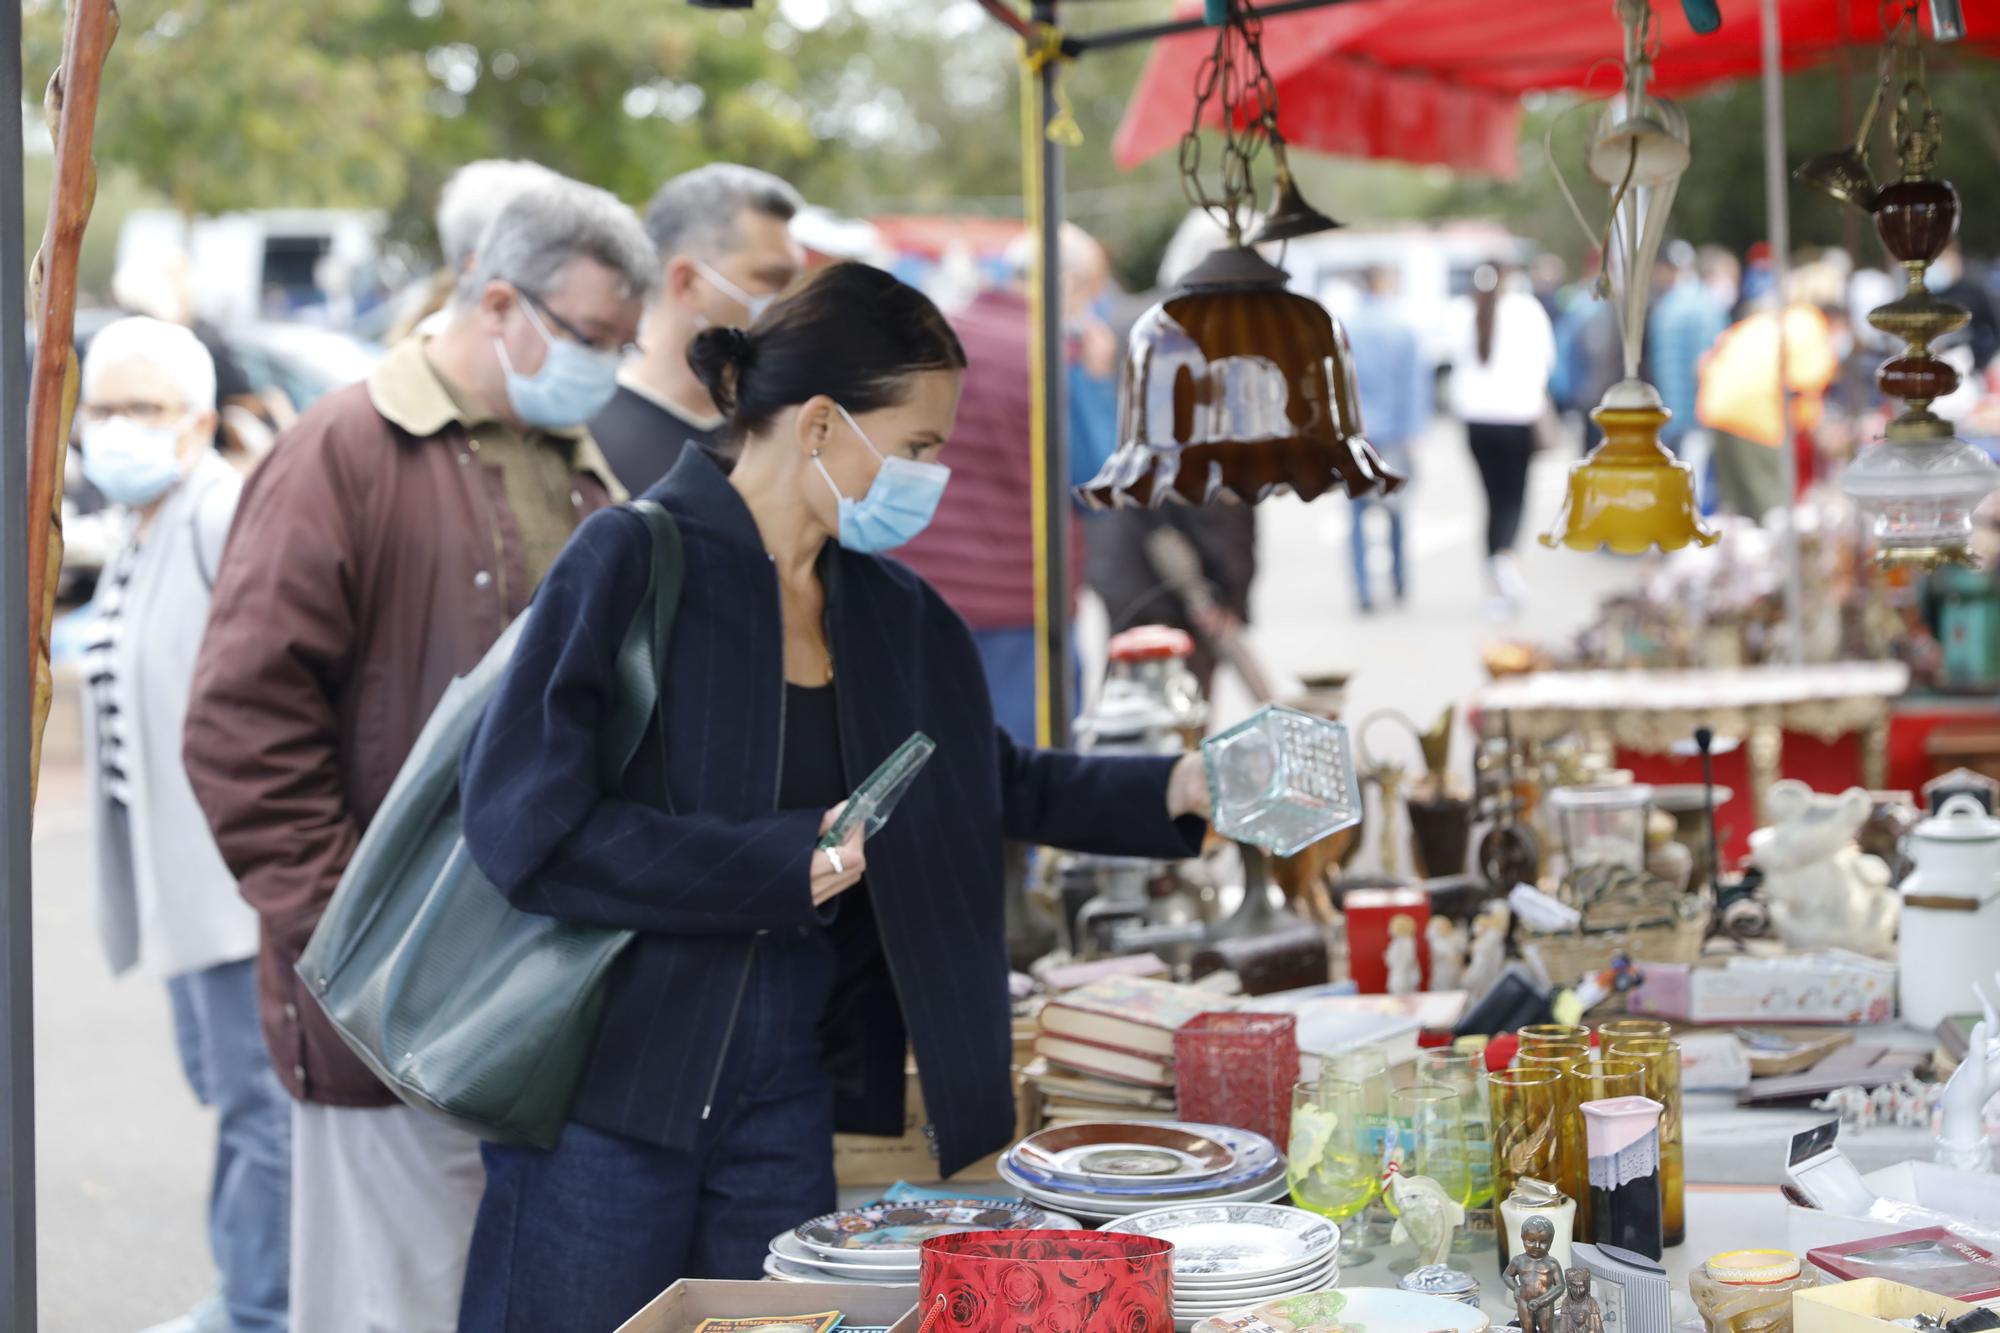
[83,315,217,413]
[437,158,563,273]
[642,163,802,262]
[457,178,659,308]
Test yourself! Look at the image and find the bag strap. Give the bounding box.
[598,500,685,791]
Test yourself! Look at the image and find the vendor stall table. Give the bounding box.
[1473,663,1910,862]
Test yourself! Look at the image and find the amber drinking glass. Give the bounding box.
[1598,1018,1671,1051]
[1612,1038,1685,1248]
[1519,1045,1593,1240]
[1518,1024,1592,1050]
[1487,1066,1563,1263]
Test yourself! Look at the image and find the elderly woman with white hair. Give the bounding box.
[78,316,290,1333]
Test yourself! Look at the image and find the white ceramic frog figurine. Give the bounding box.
[1749,781,1897,957]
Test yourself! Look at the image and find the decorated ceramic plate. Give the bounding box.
[1173,1254,1340,1297]
[770,1231,921,1275]
[1007,1123,1282,1197]
[793,1200,1044,1258]
[1014,1122,1237,1186]
[762,1251,918,1286]
[1103,1203,1338,1283]
[1171,1263,1343,1313]
[1001,1161,1292,1219]
[1191,1288,1490,1333]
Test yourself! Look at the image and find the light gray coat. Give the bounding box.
[82,452,259,980]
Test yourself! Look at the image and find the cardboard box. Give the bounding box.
[832,1066,1040,1189]
[1786,1160,2000,1256]
[1793,1277,1981,1333]
[616,1279,922,1333]
[1627,952,1897,1024]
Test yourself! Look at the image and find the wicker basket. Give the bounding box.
[1521,914,1708,987]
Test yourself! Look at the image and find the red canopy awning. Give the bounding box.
[1113,0,2000,179]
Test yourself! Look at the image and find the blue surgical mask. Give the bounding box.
[81,415,188,506]
[693,259,775,325]
[495,295,621,429]
[814,405,950,553]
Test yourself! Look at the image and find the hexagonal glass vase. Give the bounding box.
[1202,704,1364,857]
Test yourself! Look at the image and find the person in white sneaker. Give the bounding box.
[1446,262,1555,619]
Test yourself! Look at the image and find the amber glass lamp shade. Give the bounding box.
[1540,380,1718,554]
[1080,246,1404,508]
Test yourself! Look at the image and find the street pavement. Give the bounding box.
[28,417,1642,1329]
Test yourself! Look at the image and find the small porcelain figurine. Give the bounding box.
[1749,781,1898,957]
[1503,1215,1566,1333]
[1937,1018,2000,1172]
[1557,1268,1604,1333]
[1385,914,1422,996]
[1463,904,1510,1000]
[1426,916,1466,991]
[1385,1163,1466,1268]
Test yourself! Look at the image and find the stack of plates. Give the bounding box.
[1098,1203,1339,1328]
[762,1199,1068,1286]
[1191,1287,1492,1332]
[998,1121,1288,1222]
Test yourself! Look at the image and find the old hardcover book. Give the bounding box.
[1039,977,1229,1058]
[1034,1033,1173,1087]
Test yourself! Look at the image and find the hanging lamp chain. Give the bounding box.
[1177,0,1284,247]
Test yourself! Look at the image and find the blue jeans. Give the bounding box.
[460,933,838,1332]
[1349,498,1406,610]
[973,626,1081,748]
[166,958,291,1333]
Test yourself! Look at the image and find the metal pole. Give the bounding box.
[1065,0,1356,53]
[1760,0,1806,664]
[0,0,39,1322]
[1032,0,1073,750]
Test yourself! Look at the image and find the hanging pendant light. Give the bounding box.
[1081,0,1392,509]
[1541,0,1717,554]
[1833,33,1999,568]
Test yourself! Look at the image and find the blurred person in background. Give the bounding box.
[1739,242,1777,313]
[80,318,288,1333]
[593,163,806,494]
[183,179,654,1333]
[1697,276,1840,520]
[1530,253,1569,324]
[1342,266,1429,613]
[1551,262,1621,451]
[390,158,562,342]
[893,223,1109,743]
[1648,240,1729,467]
[1698,244,1742,318]
[1448,262,1555,618]
[1929,241,2000,374]
[111,254,265,462]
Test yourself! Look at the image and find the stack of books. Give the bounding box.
[1028,975,1228,1128]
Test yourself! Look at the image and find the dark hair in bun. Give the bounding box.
[687,326,756,415]
[683,261,966,446]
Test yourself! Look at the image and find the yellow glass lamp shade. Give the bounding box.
[1541,379,1718,555]
[1082,245,1404,508]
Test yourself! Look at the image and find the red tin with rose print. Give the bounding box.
[918,1230,1174,1333]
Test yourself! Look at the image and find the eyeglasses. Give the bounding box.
[514,286,637,359]
[77,400,188,427]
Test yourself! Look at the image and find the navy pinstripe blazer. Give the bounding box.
[459,449,1202,1175]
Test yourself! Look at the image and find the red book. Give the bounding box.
[1034,1033,1174,1089]
[1808,1227,2000,1302]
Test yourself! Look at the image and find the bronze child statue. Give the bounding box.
[1502,1215,1565,1333]
[1558,1267,1604,1333]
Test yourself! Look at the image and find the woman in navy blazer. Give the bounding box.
[455,263,1210,1331]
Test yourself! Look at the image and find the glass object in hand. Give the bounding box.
[1204,704,1363,856]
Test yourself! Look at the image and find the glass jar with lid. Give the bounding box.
[1688,1249,1816,1332]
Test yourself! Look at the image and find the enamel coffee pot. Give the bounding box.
[1899,794,2000,1029]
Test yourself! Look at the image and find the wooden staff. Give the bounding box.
[24,0,119,807]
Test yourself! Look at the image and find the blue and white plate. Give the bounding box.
[792,1199,1044,1260]
[1005,1122,1281,1199]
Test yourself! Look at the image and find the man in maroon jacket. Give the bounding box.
[183,177,653,1333]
